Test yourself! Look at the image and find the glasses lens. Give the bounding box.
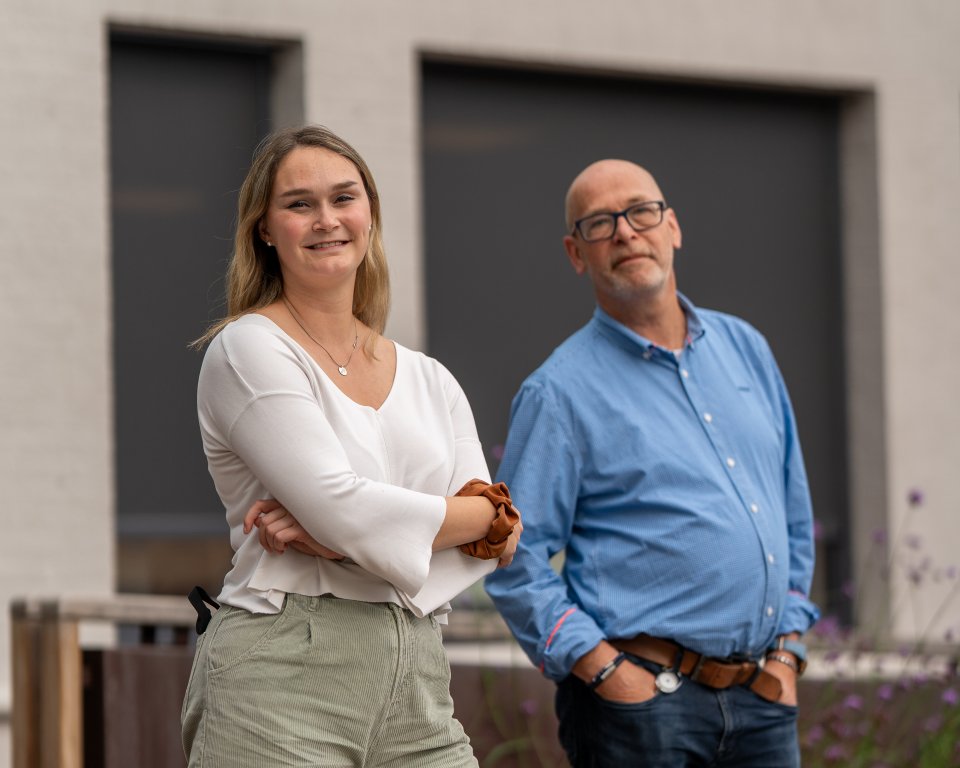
[625,203,663,231]
[579,214,615,242]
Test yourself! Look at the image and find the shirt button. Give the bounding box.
[726,457,736,468]
[750,503,759,513]
[766,606,774,617]
[704,413,713,423]
[767,554,775,564]
[681,369,690,378]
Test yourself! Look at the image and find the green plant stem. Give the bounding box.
[481,737,534,768]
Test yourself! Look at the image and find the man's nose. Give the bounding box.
[612,212,635,241]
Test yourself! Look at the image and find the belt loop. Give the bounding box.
[309,596,320,612]
[689,653,706,682]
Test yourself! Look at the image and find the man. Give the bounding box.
[485,159,819,767]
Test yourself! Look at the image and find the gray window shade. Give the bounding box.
[111,36,271,535]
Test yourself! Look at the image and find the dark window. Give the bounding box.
[110,34,274,591]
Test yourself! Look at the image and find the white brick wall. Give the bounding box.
[3,1,959,764]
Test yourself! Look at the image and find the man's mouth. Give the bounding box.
[613,252,653,268]
[306,240,349,250]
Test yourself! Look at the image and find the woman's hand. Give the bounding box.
[243,499,345,560]
[497,518,523,568]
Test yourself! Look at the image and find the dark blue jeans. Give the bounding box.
[556,659,800,767]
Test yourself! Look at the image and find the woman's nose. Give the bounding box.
[313,207,338,231]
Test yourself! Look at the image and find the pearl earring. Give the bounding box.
[267,241,273,247]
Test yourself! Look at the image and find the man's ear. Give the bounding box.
[666,208,682,250]
[563,235,587,276]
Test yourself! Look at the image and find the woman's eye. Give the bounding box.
[287,200,309,209]
[334,194,356,204]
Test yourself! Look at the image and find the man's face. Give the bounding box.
[563,161,682,309]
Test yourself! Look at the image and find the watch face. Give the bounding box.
[655,670,682,694]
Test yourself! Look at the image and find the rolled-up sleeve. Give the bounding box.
[485,383,606,680]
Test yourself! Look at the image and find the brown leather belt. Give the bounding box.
[609,634,782,703]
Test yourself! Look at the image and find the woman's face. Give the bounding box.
[259,146,372,294]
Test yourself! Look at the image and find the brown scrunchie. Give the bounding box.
[455,478,521,560]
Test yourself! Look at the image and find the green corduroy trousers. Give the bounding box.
[182,593,478,767]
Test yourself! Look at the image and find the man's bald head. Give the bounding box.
[564,160,665,232]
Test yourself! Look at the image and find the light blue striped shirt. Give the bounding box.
[485,296,819,681]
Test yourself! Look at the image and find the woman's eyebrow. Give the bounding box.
[277,180,360,198]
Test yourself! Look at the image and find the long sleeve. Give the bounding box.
[770,352,821,636]
[396,359,497,616]
[485,383,605,681]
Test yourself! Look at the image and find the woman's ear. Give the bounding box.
[258,220,271,245]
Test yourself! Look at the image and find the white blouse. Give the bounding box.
[197,314,495,617]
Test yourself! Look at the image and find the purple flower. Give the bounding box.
[942,688,959,706]
[871,528,888,545]
[907,487,924,507]
[830,720,855,739]
[814,615,843,642]
[905,534,923,551]
[923,714,943,732]
[804,723,824,746]
[877,683,894,701]
[843,693,864,711]
[947,567,958,580]
[490,444,505,461]
[945,627,956,643]
[824,744,848,762]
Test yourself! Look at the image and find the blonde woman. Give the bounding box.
[182,125,521,767]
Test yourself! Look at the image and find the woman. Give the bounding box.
[182,125,521,767]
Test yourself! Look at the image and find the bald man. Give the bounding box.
[485,160,819,767]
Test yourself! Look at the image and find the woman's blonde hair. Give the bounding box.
[194,125,389,347]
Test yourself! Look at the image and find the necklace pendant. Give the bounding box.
[337,366,348,376]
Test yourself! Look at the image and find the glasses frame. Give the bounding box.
[573,200,667,242]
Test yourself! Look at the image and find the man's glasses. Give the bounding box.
[573,201,666,242]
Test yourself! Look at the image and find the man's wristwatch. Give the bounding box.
[767,636,807,675]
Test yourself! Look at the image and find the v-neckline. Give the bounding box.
[249,313,399,412]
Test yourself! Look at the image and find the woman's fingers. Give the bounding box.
[260,513,298,553]
[242,498,283,534]
[498,520,523,568]
[244,502,345,561]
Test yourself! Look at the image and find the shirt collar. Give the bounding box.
[591,292,705,355]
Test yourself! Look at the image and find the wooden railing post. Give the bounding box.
[39,603,83,768]
[10,594,198,768]
[11,599,41,768]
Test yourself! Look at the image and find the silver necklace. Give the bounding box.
[283,297,359,376]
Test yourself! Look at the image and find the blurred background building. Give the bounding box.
[2,0,958,762]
